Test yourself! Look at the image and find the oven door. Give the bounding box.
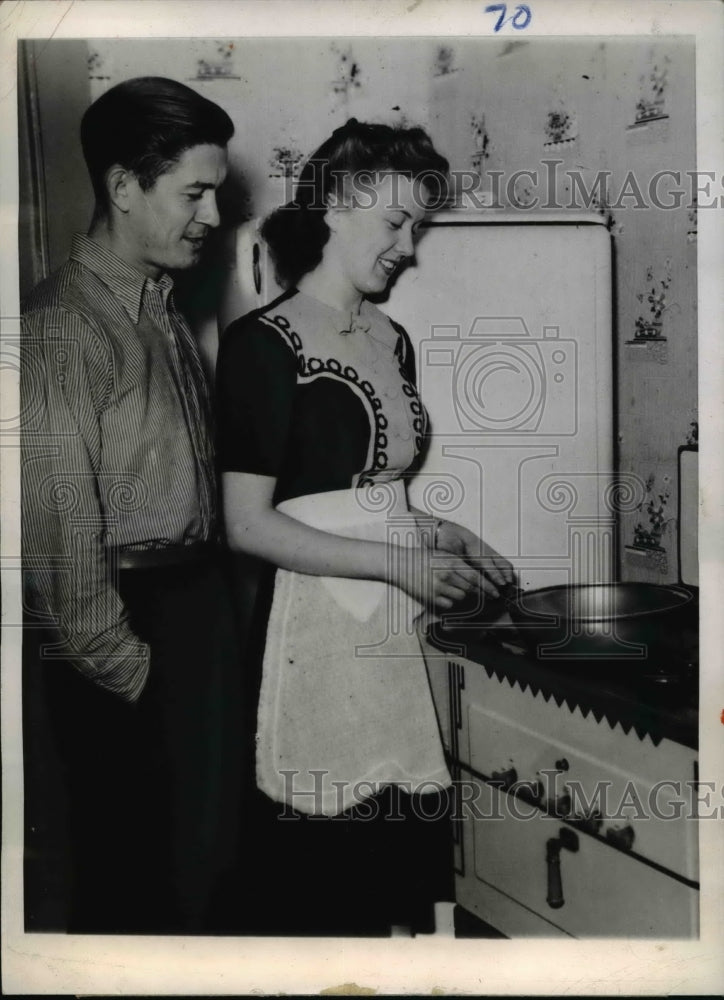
[458,777,699,938]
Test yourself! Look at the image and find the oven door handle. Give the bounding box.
[546,828,579,909]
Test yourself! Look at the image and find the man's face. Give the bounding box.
[127,143,228,276]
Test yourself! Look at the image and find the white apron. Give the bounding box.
[255,480,451,815]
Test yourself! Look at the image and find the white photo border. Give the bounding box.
[1,1,722,995]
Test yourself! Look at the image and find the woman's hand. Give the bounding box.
[223,475,514,614]
[433,519,516,598]
[389,545,483,613]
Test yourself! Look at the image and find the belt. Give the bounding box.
[112,541,217,571]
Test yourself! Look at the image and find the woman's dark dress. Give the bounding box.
[217,289,453,936]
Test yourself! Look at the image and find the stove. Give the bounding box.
[421,616,700,938]
[429,614,699,749]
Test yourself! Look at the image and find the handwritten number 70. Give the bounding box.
[485,4,532,31]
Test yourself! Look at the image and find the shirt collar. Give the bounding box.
[70,234,175,324]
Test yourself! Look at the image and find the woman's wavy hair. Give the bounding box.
[261,119,450,289]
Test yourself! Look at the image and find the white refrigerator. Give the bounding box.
[225,209,614,589]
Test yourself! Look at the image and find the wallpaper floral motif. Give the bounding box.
[434,45,457,77]
[330,43,362,97]
[634,262,673,341]
[544,107,577,146]
[268,144,304,180]
[194,41,239,81]
[87,50,110,82]
[469,112,490,179]
[635,53,670,124]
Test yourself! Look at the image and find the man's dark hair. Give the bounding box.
[81,76,234,216]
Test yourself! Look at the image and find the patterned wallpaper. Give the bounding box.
[418,37,697,583]
[82,37,697,582]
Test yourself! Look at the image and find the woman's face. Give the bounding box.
[327,172,430,298]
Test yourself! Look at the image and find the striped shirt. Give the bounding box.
[21,234,217,702]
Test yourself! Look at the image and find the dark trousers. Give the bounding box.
[239,784,454,937]
[23,552,245,934]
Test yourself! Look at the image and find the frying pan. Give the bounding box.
[502,582,696,665]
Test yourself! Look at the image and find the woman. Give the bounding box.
[217,120,514,935]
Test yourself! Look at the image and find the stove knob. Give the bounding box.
[490,765,518,789]
[514,780,540,806]
[605,823,635,851]
[574,810,603,835]
[551,790,572,818]
[536,782,572,817]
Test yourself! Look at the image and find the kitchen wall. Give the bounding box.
[20,36,697,583]
[418,37,698,585]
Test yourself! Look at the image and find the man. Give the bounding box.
[21,77,243,934]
